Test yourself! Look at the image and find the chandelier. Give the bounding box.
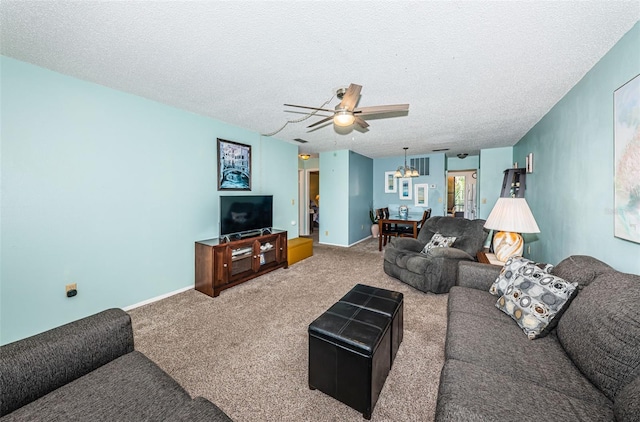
[394,147,419,178]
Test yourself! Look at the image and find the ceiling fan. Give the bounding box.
[284,83,409,129]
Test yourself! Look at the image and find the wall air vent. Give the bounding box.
[410,157,430,176]
[293,138,308,143]
[432,148,449,152]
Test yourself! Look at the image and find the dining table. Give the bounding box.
[378,213,424,251]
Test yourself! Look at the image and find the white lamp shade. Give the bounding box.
[334,110,355,127]
[484,198,540,233]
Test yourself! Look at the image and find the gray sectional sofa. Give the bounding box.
[436,256,640,421]
[0,308,232,421]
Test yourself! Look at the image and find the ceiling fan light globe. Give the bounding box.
[334,111,355,127]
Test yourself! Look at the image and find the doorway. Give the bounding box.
[298,168,319,236]
[447,170,477,219]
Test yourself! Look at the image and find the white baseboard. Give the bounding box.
[349,236,373,247]
[123,285,192,311]
[319,235,373,248]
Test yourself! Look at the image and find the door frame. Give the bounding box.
[447,169,478,219]
[298,167,319,235]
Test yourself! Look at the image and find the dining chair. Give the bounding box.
[377,208,399,247]
[398,208,431,237]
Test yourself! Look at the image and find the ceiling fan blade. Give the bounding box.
[307,116,334,128]
[354,104,410,115]
[354,116,369,129]
[284,103,336,113]
[338,83,362,111]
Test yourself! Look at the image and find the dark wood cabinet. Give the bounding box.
[195,230,288,297]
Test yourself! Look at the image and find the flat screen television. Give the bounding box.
[220,195,273,238]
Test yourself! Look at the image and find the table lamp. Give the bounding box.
[484,197,540,262]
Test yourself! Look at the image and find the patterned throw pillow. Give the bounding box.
[489,256,554,296]
[421,233,456,254]
[496,268,578,339]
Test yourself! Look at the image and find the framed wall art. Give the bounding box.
[614,74,640,243]
[525,153,534,174]
[399,178,412,200]
[384,171,397,193]
[217,138,251,191]
[414,183,429,207]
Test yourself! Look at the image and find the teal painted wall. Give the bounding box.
[298,157,319,169]
[513,23,640,274]
[447,155,479,171]
[348,151,374,245]
[319,150,350,245]
[478,147,513,219]
[373,153,446,216]
[0,56,298,344]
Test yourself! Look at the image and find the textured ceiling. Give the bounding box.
[1,1,638,158]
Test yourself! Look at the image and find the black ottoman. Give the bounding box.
[339,284,404,366]
[308,301,392,419]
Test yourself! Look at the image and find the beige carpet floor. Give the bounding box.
[128,238,447,421]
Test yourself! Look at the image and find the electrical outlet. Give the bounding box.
[65,283,78,298]
[438,197,443,203]
[527,245,531,255]
[325,231,329,236]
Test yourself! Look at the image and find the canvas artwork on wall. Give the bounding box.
[614,74,640,244]
[218,138,251,191]
[384,171,397,193]
[414,183,429,207]
[399,178,412,200]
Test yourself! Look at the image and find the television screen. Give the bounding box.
[220,195,273,237]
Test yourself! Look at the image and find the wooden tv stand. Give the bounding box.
[195,230,288,297]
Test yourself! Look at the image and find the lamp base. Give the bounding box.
[492,231,524,262]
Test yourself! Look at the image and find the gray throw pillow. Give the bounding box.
[490,256,553,297]
[421,233,456,254]
[496,268,577,339]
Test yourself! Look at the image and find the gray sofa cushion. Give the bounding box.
[556,271,640,401]
[614,375,640,422]
[456,261,502,291]
[383,253,464,294]
[447,286,504,320]
[551,255,614,289]
[435,359,614,422]
[446,296,611,406]
[419,217,488,257]
[0,308,134,415]
[1,351,230,421]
